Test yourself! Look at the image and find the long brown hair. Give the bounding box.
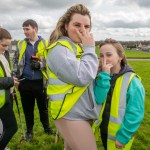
[99,38,127,65]
[49,4,91,44]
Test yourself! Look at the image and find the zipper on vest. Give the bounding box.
[88,87,94,109]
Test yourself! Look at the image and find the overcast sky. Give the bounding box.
[1,0,150,41]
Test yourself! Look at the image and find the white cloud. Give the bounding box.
[1,0,150,41]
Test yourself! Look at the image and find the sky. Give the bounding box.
[1,0,150,41]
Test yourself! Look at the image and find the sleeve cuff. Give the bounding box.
[116,132,130,145]
[98,72,111,79]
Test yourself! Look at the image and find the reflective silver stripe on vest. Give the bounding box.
[48,89,72,101]
[109,72,133,124]
[48,75,73,101]
[108,134,116,141]
[48,78,68,85]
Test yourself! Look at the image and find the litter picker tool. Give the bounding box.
[13,90,26,141]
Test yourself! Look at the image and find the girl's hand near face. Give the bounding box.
[75,28,95,47]
[100,57,113,74]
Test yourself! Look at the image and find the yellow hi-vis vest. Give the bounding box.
[46,40,89,120]
[92,72,140,150]
[0,66,6,108]
[17,39,49,80]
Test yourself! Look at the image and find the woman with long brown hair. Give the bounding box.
[46,4,101,150]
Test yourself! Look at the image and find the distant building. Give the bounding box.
[96,40,150,52]
[137,42,150,52]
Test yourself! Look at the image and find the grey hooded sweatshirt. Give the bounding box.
[46,36,101,120]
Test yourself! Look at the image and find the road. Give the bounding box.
[127,58,150,61]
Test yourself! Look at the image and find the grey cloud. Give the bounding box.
[93,12,150,30]
[135,0,150,8]
[104,19,150,29]
[0,1,36,13]
[35,0,96,9]
[94,20,150,30]
[114,0,150,8]
[0,15,22,30]
[0,0,97,13]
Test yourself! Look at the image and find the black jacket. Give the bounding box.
[0,51,14,108]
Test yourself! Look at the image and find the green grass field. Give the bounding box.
[127,60,150,150]
[7,50,150,150]
[95,45,150,58]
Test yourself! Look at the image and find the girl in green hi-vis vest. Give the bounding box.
[94,39,145,150]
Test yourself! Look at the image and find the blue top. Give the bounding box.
[94,71,145,144]
[22,36,43,80]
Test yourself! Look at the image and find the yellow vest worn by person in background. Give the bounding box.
[0,66,6,108]
[46,40,89,120]
[92,72,139,150]
[17,39,48,80]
